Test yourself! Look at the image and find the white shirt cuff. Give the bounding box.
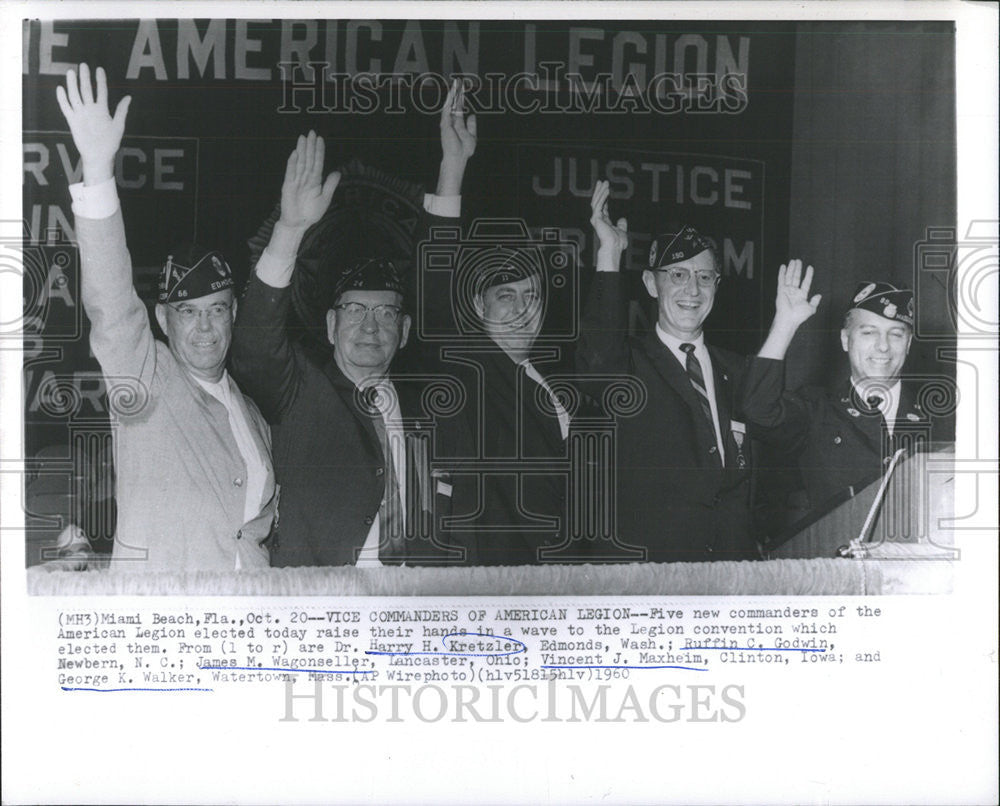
[423,193,461,218]
[254,247,295,288]
[69,179,119,220]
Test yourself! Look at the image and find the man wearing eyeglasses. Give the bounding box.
[231,81,475,567]
[576,181,756,562]
[56,65,276,572]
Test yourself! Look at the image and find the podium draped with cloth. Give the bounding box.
[30,443,956,596]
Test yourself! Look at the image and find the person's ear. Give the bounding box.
[473,293,485,318]
[326,308,337,345]
[398,314,412,350]
[154,303,168,335]
[230,297,238,324]
[641,270,659,299]
[840,329,849,353]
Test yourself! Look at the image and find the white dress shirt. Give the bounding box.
[853,377,902,436]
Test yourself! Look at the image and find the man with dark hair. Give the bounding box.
[742,263,933,514]
[440,248,572,565]
[57,64,276,571]
[576,181,756,562]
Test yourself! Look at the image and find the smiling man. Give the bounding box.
[231,80,476,567]
[443,251,572,565]
[741,265,931,514]
[57,65,276,572]
[576,181,756,562]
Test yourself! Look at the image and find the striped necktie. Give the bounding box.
[680,343,721,467]
[362,387,405,564]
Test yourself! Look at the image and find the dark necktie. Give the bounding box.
[362,387,405,564]
[680,343,721,468]
[865,394,891,443]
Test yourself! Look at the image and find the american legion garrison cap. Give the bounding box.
[847,281,915,326]
[158,245,234,304]
[332,256,406,301]
[648,225,716,270]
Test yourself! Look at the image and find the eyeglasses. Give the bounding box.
[652,268,721,288]
[169,302,233,321]
[334,302,403,326]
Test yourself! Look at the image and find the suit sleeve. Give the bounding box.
[740,356,811,454]
[576,271,633,374]
[413,202,464,343]
[75,204,157,416]
[231,273,302,423]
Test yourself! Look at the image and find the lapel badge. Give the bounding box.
[906,412,920,421]
[847,407,860,417]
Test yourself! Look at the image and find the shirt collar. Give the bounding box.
[655,323,705,353]
[851,376,902,414]
[192,370,232,400]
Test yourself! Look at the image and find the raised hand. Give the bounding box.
[774,259,821,327]
[440,78,477,163]
[590,180,628,271]
[55,64,131,185]
[279,131,340,230]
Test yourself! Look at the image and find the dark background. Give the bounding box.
[21,18,956,555]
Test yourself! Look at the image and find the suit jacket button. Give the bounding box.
[833,436,842,445]
[709,446,717,454]
[375,467,384,476]
[236,530,242,541]
[364,515,374,526]
[233,477,243,487]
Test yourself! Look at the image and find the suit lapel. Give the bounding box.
[322,358,383,459]
[521,356,567,455]
[832,379,886,455]
[641,331,704,416]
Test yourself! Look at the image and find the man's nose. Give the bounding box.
[875,332,890,351]
[359,311,379,332]
[196,311,213,330]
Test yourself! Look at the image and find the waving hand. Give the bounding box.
[55,64,130,185]
[279,130,340,230]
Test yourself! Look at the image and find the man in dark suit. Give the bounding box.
[230,121,472,566]
[741,264,935,515]
[431,255,572,565]
[575,181,755,562]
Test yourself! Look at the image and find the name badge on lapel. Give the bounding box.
[731,420,747,470]
[431,469,453,498]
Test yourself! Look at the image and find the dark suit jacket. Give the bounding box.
[741,356,938,513]
[433,345,569,565]
[575,272,755,562]
[230,274,460,567]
